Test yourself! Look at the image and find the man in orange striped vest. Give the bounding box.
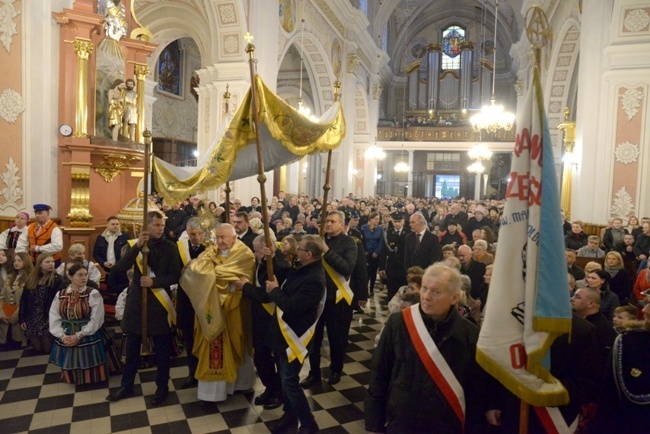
[16,204,63,266]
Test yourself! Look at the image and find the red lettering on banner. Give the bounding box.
[505,171,542,207]
[514,128,543,167]
[509,343,527,369]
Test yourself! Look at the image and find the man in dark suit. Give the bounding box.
[441,203,468,231]
[301,211,357,388]
[264,235,327,434]
[457,244,486,294]
[176,217,206,389]
[107,211,182,406]
[93,216,130,293]
[383,212,407,300]
[232,211,257,251]
[403,213,442,274]
[164,202,187,242]
[236,233,292,410]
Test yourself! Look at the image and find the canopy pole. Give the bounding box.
[140,129,152,354]
[223,85,232,224]
[319,80,341,237]
[245,34,274,277]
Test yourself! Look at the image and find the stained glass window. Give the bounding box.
[442,26,465,70]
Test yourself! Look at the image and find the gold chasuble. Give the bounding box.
[179,239,255,382]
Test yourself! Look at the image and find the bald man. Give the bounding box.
[180,223,256,405]
[457,245,485,295]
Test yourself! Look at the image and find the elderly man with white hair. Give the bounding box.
[365,263,484,433]
[180,223,255,405]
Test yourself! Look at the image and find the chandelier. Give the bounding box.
[394,160,410,173]
[467,161,486,174]
[365,145,386,160]
[470,1,515,133]
[468,143,493,160]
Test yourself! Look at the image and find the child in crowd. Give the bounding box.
[387,273,422,314]
[612,305,637,333]
[376,278,422,347]
[0,252,34,348]
[19,255,62,353]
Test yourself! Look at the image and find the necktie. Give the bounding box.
[415,233,421,251]
[35,225,43,237]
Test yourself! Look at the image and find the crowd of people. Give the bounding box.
[0,194,648,432]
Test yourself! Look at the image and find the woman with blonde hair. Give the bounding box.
[19,255,63,353]
[604,251,632,304]
[56,243,101,286]
[0,252,34,347]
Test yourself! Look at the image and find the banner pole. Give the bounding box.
[140,129,152,354]
[319,80,341,237]
[223,85,232,224]
[245,34,274,277]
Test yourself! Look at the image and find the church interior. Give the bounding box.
[0,0,649,432]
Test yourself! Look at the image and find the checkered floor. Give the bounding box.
[0,291,389,433]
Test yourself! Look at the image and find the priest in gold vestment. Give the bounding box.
[179,224,255,403]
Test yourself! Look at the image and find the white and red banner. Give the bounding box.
[476,67,572,407]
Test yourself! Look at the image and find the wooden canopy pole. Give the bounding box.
[223,85,232,224]
[140,129,152,354]
[244,33,274,277]
[319,80,341,237]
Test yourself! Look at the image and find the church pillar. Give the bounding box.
[337,53,360,200]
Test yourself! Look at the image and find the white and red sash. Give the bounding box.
[534,407,578,434]
[403,304,466,429]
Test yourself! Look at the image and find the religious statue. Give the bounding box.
[103,0,128,41]
[107,79,126,141]
[122,78,137,141]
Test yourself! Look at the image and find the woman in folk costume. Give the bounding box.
[19,255,63,353]
[180,223,255,404]
[49,262,122,384]
[0,252,34,347]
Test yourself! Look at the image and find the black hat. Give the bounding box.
[344,211,360,225]
[394,202,405,209]
[391,211,405,221]
[447,219,458,227]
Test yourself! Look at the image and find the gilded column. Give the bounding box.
[67,165,94,227]
[134,63,150,143]
[557,107,576,219]
[69,37,94,138]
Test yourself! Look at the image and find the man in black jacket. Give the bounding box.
[232,212,257,251]
[236,233,292,410]
[458,244,486,295]
[365,263,484,433]
[164,202,187,242]
[383,212,407,300]
[264,235,326,434]
[301,211,358,388]
[176,217,206,390]
[93,216,130,293]
[107,211,182,406]
[403,213,442,273]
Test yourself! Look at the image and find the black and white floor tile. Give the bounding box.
[0,291,389,433]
